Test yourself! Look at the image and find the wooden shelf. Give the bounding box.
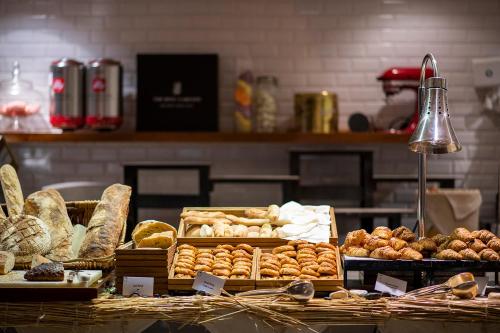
[3,131,410,144]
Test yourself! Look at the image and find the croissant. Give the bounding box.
[479,248,500,261]
[393,226,416,242]
[389,237,407,251]
[435,249,462,260]
[471,229,496,244]
[418,237,437,252]
[399,247,423,260]
[447,239,467,252]
[345,246,370,257]
[469,238,487,253]
[459,248,480,261]
[344,229,369,247]
[370,246,401,260]
[363,236,389,251]
[372,226,392,240]
[431,234,449,246]
[451,227,473,243]
[409,242,424,253]
[437,239,450,253]
[487,238,500,251]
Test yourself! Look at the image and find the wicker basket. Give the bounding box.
[13,200,126,271]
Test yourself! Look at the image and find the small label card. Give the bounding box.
[122,276,154,297]
[192,271,225,296]
[375,273,407,296]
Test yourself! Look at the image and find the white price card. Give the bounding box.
[122,276,154,297]
[192,271,225,296]
[374,273,407,296]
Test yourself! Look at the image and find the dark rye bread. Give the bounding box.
[78,184,131,258]
[24,262,64,281]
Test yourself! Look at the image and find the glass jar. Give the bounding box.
[0,61,44,132]
[254,76,278,133]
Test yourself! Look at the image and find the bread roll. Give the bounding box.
[137,231,174,249]
[132,220,177,245]
[0,164,24,216]
[78,184,131,258]
[185,225,201,237]
[0,251,14,274]
[24,189,74,261]
[372,226,392,240]
[0,215,51,256]
[200,224,213,237]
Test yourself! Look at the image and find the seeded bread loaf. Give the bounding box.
[0,164,24,217]
[78,184,131,258]
[24,189,74,261]
[0,214,51,256]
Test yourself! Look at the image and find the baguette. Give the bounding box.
[78,184,131,258]
[0,164,24,216]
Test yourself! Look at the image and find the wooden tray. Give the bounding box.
[114,241,175,295]
[255,247,344,292]
[178,207,338,246]
[168,246,257,292]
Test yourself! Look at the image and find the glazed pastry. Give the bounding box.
[435,249,462,260]
[369,246,400,260]
[469,238,487,253]
[447,239,468,252]
[344,246,370,257]
[408,242,424,253]
[479,248,500,261]
[487,238,500,251]
[471,230,496,244]
[389,237,407,251]
[392,226,416,242]
[451,227,474,243]
[431,234,449,246]
[372,226,392,240]
[344,229,369,247]
[459,248,480,261]
[363,236,389,251]
[399,247,423,260]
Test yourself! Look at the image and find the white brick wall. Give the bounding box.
[1,0,499,224]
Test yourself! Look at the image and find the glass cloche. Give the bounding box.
[0,61,53,132]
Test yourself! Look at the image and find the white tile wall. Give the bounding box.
[0,0,499,224]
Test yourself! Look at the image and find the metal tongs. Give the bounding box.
[235,280,315,302]
[403,272,478,299]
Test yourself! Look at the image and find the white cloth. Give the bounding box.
[278,201,331,243]
[426,189,482,235]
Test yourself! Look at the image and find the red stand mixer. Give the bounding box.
[377,68,433,134]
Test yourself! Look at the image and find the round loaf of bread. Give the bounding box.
[132,220,177,245]
[0,214,51,256]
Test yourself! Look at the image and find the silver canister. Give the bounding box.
[49,58,85,130]
[85,58,123,130]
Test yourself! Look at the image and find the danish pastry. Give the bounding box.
[280,267,301,276]
[369,246,401,260]
[471,230,496,244]
[298,274,318,280]
[459,248,480,261]
[212,268,231,276]
[232,250,252,259]
[316,242,336,251]
[231,267,250,276]
[318,266,336,275]
[372,226,392,240]
[317,257,336,266]
[389,237,407,251]
[288,240,308,247]
[230,275,248,279]
[194,264,212,272]
[236,244,254,254]
[175,267,195,276]
[435,249,462,260]
[297,243,316,251]
[272,245,295,254]
[399,247,423,260]
[213,262,232,270]
[344,229,369,247]
[301,267,320,276]
[260,268,279,277]
[217,244,235,251]
[282,250,297,257]
[363,236,389,251]
[176,261,195,269]
[345,246,370,257]
[178,244,197,251]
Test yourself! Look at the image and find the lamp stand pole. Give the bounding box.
[417,153,426,239]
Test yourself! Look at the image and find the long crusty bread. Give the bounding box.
[0,164,24,216]
[78,184,131,258]
[24,189,74,261]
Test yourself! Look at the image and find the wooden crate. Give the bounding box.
[255,246,344,292]
[168,246,257,292]
[178,207,338,247]
[114,241,175,295]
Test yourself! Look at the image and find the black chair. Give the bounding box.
[123,162,210,240]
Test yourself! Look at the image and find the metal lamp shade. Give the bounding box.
[409,77,462,154]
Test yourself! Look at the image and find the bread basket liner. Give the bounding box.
[13,200,126,270]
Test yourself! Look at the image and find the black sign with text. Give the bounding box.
[137,54,218,131]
